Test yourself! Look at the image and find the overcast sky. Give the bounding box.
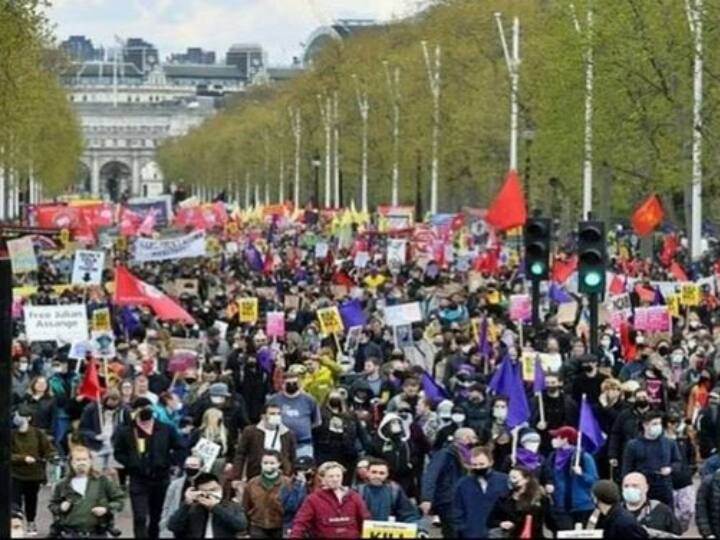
[46,0,421,65]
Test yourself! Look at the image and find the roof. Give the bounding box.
[162,64,247,80]
[62,61,144,78]
[228,43,263,52]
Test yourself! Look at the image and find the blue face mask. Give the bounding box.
[623,487,643,505]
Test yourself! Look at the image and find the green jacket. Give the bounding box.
[11,427,55,482]
[49,474,124,532]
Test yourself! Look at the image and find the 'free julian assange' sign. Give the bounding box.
[24,304,89,343]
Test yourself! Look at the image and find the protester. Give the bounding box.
[621,472,682,536]
[357,458,423,526]
[488,466,548,538]
[592,480,649,539]
[159,455,203,538]
[268,369,321,458]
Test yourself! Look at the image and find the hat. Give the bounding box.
[287,364,307,377]
[520,429,541,446]
[294,456,315,471]
[131,397,153,410]
[592,480,621,505]
[621,380,640,393]
[208,382,231,398]
[549,426,578,445]
[437,399,454,419]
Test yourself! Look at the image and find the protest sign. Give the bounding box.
[266,312,286,338]
[668,295,680,318]
[126,195,173,227]
[168,350,198,373]
[133,230,206,263]
[284,295,300,310]
[91,308,112,332]
[7,236,38,274]
[315,241,329,259]
[345,326,363,353]
[68,340,93,360]
[394,324,413,349]
[384,302,423,327]
[331,285,349,299]
[238,298,259,323]
[213,320,229,339]
[521,351,562,381]
[556,302,578,325]
[509,294,531,322]
[361,520,417,539]
[557,531,602,539]
[634,306,671,333]
[681,283,701,306]
[317,307,344,335]
[354,251,370,269]
[256,287,276,300]
[169,337,202,352]
[91,331,115,359]
[175,279,199,297]
[71,250,105,286]
[25,304,88,343]
[387,239,407,268]
[193,438,221,472]
[468,271,484,293]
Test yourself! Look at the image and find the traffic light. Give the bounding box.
[578,220,606,295]
[524,217,551,280]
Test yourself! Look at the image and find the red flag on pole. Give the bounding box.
[519,515,534,540]
[631,194,664,236]
[551,256,577,284]
[114,266,195,324]
[670,261,688,282]
[77,358,102,401]
[485,170,527,231]
[609,273,627,296]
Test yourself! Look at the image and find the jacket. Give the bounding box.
[112,421,183,480]
[544,450,598,513]
[289,487,370,539]
[49,474,124,532]
[159,475,188,538]
[78,402,131,451]
[167,500,247,538]
[302,357,342,404]
[313,410,359,468]
[420,445,465,510]
[697,469,720,538]
[19,394,55,432]
[242,474,292,529]
[627,500,682,536]
[11,426,56,482]
[358,482,421,523]
[232,423,296,480]
[697,404,720,458]
[600,504,649,539]
[609,406,642,462]
[452,470,510,538]
[621,435,681,488]
[488,492,548,539]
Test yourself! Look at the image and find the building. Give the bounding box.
[169,47,216,65]
[302,19,380,65]
[122,38,159,73]
[225,43,265,80]
[59,35,104,62]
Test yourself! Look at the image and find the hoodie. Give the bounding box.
[371,414,414,490]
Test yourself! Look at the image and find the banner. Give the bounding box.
[266,312,286,338]
[384,302,423,327]
[634,306,671,333]
[509,294,531,322]
[7,236,37,274]
[387,239,407,268]
[238,298,259,323]
[126,196,173,227]
[133,230,206,263]
[24,304,88,343]
[317,307,344,335]
[71,250,105,286]
[521,351,562,381]
[361,520,417,539]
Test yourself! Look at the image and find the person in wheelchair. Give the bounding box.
[49,445,124,537]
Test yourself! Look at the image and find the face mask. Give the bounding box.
[583,364,595,373]
[285,382,299,395]
[600,339,611,348]
[138,408,153,422]
[17,418,29,432]
[52,367,64,375]
[329,398,342,410]
[389,422,403,434]
[657,346,669,356]
[262,464,280,477]
[551,438,563,449]
[266,414,281,427]
[493,407,507,421]
[524,441,541,453]
[184,467,200,478]
[17,363,28,373]
[635,399,649,410]
[671,354,684,365]
[471,467,489,477]
[646,424,663,439]
[451,413,466,424]
[623,486,643,505]
[210,396,225,405]
[508,479,521,491]
[547,386,560,396]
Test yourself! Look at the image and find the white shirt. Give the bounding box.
[205,514,213,538]
[71,476,88,497]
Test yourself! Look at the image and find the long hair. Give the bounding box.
[199,407,228,454]
[512,467,545,512]
[28,376,51,399]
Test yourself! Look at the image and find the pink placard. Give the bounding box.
[266,311,286,338]
[645,306,671,333]
[509,295,531,322]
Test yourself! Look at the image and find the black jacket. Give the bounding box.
[697,470,720,538]
[608,406,643,462]
[627,500,682,536]
[698,404,720,459]
[191,394,250,460]
[167,501,246,538]
[599,504,649,539]
[112,421,183,481]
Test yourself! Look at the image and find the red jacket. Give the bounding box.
[289,487,370,539]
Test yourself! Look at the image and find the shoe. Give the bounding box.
[26,522,38,536]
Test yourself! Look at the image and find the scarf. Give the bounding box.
[260,472,281,490]
[554,446,575,471]
[515,448,542,471]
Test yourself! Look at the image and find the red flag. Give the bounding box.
[620,321,637,362]
[660,234,679,267]
[551,256,577,284]
[114,266,195,324]
[609,273,627,295]
[631,194,664,236]
[119,208,142,237]
[670,261,688,282]
[137,209,157,236]
[77,358,102,401]
[519,515,534,540]
[485,170,527,231]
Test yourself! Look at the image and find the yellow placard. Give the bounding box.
[521,351,560,382]
[668,294,681,318]
[92,308,112,332]
[238,297,259,323]
[60,228,70,246]
[680,283,701,307]
[362,520,417,539]
[317,306,344,336]
[206,236,221,255]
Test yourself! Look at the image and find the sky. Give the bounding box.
[46,0,422,65]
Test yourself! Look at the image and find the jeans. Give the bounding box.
[129,476,169,539]
[11,479,41,522]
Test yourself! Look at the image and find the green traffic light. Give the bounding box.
[583,271,602,288]
[530,262,545,276]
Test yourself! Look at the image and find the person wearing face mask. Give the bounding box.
[242,450,302,538]
[571,355,607,406]
[231,403,297,488]
[402,325,437,374]
[268,369,322,459]
[12,357,31,405]
[622,411,680,507]
[543,426,598,531]
[370,412,419,500]
[461,383,491,436]
[488,466,548,538]
[451,446,510,539]
[78,389,131,474]
[500,430,546,477]
[112,397,184,539]
[486,397,514,465]
[598,333,621,375]
[49,445,124,538]
[420,428,479,537]
[313,392,359,477]
[697,387,720,460]
[593,378,624,480]
[531,374,579,454]
[609,388,650,473]
[11,406,57,536]
[619,472,682,536]
[238,354,273,424]
[433,405,469,451]
[591,480,648,539]
[168,472,247,538]
[159,455,204,538]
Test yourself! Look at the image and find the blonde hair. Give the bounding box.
[200,407,228,454]
[317,461,346,477]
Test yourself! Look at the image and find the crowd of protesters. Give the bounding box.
[8,198,720,539]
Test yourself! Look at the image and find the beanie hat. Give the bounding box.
[592,480,621,505]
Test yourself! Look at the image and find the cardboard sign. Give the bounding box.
[521,351,562,381]
[238,298,259,323]
[71,250,105,286]
[668,294,681,318]
[317,306,344,335]
[387,238,407,268]
[7,236,38,274]
[256,287,276,300]
[91,308,112,332]
[331,285,349,299]
[91,330,115,359]
[509,294,531,322]
[24,304,88,343]
[384,302,423,327]
[266,311,286,338]
[284,295,300,310]
[634,306,671,333]
[556,302,578,325]
[193,437,221,472]
[362,520,417,539]
[681,283,701,306]
[315,241,329,259]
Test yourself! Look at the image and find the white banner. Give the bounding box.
[387,239,407,268]
[71,250,105,286]
[7,236,37,274]
[133,230,206,262]
[384,302,423,326]
[24,304,88,343]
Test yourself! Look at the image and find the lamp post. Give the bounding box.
[312,151,321,209]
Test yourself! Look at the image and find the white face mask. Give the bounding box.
[451,413,466,424]
[17,363,28,373]
[210,396,225,405]
[524,441,541,453]
[551,438,564,449]
[493,407,508,421]
[266,414,281,427]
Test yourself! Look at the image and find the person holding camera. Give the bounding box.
[167,472,246,538]
[49,445,124,538]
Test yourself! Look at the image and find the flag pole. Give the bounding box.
[537,390,545,426]
[511,426,520,466]
[574,393,586,468]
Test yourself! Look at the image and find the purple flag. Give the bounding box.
[339,300,367,329]
[478,317,492,357]
[549,283,573,304]
[421,370,448,405]
[245,244,264,272]
[488,355,530,428]
[579,395,606,454]
[532,355,546,394]
[119,306,140,336]
[652,286,664,306]
[257,348,275,375]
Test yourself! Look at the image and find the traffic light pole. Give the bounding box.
[589,292,599,354]
[531,279,541,330]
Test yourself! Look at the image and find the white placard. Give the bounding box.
[387,239,407,267]
[7,236,38,274]
[24,304,88,343]
[91,330,116,359]
[193,437,221,472]
[71,250,105,286]
[133,230,206,263]
[383,302,423,327]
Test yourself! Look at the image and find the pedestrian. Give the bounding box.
[591,480,648,539]
[357,458,422,525]
[159,455,203,538]
[621,472,682,536]
[488,466,548,538]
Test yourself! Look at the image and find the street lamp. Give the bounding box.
[312,151,321,209]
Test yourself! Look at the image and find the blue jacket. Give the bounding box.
[358,482,421,524]
[545,450,598,513]
[452,470,509,538]
[420,445,465,509]
[622,435,680,486]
